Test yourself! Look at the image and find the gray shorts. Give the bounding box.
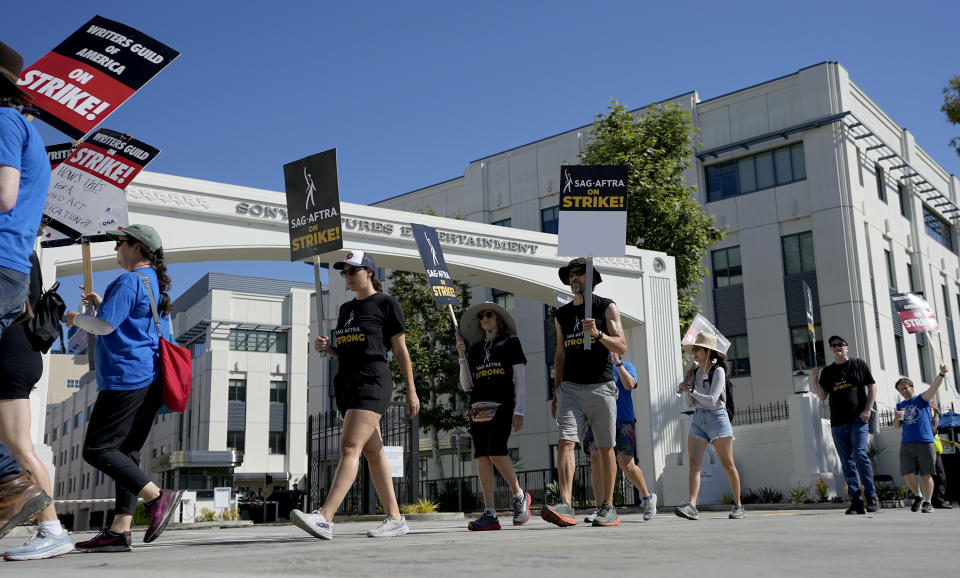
[900,442,936,476]
[556,380,618,448]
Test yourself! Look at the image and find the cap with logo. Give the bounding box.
[333,250,375,270]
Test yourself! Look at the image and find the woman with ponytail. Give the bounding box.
[64,224,183,552]
[291,250,420,540]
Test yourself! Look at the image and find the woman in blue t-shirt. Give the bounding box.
[894,364,947,513]
[64,224,183,552]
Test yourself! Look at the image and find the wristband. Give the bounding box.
[616,362,624,368]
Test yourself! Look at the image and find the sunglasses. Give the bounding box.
[829,342,846,348]
[339,267,366,278]
[477,311,496,320]
[567,269,586,279]
[114,239,132,248]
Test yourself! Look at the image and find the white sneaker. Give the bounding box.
[583,506,600,524]
[3,527,74,560]
[642,493,658,521]
[290,509,333,540]
[366,516,409,538]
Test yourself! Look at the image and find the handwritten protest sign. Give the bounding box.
[42,129,159,243]
[17,15,179,139]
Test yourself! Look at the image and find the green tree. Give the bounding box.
[943,75,960,157]
[579,100,724,328]
[388,270,471,479]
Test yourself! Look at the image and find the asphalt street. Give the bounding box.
[0,507,955,577]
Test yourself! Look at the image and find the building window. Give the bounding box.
[712,247,742,288]
[226,431,245,453]
[269,431,286,454]
[66,379,81,389]
[492,218,511,227]
[270,381,288,403]
[229,329,288,353]
[923,206,955,252]
[726,334,751,376]
[541,206,559,234]
[875,164,886,202]
[782,232,816,275]
[192,338,207,359]
[73,412,82,429]
[51,427,57,441]
[62,420,70,435]
[229,379,247,402]
[492,289,514,312]
[897,182,909,218]
[885,250,896,288]
[706,142,806,201]
[791,324,824,370]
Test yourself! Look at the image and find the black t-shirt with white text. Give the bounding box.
[333,293,405,387]
[467,335,527,408]
[555,295,614,384]
[819,357,875,426]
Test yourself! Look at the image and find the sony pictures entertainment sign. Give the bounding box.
[283,149,343,262]
[17,15,179,139]
[557,165,628,257]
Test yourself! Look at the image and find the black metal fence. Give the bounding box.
[731,401,790,426]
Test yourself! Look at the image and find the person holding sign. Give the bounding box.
[543,258,627,528]
[0,41,49,341]
[674,332,745,520]
[63,224,183,551]
[455,302,531,531]
[893,366,948,513]
[811,335,879,515]
[291,250,420,540]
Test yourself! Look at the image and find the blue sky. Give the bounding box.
[5,1,960,313]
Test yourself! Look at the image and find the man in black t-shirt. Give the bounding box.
[542,258,628,528]
[812,335,879,514]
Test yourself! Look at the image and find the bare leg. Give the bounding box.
[588,450,602,507]
[597,446,617,505]
[616,454,650,497]
[476,457,495,509]
[920,474,934,501]
[712,437,741,506]
[557,439,576,504]
[489,455,522,496]
[687,435,708,506]
[361,423,401,520]
[320,409,382,521]
[905,473,920,496]
[0,399,57,523]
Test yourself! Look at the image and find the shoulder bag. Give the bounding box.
[136,272,192,412]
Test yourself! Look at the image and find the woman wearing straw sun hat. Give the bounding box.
[456,302,531,531]
[674,331,744,521]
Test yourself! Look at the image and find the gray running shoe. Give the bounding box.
[583,506,600,524]
[3,527,74,560]
[290,509,333,540]
[592,503,620,527]
[729,504,746,519]
[512,492,531,526]
[674,502,700,520]
[367,516,409,538]
[541,499,577,527]
[921,501,934,513]
[642,493,658,521]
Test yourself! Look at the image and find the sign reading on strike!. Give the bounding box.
[17,15,179,139]
[42,129,159,243]
[557,165,628,257]
[892,292,940,333]
[411,223,458,305]
[283,149,343,262]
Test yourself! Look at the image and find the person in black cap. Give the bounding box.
[291,250,420,540]
[542,257,627,528]
[0,40,48,341]
[812,335,879,514]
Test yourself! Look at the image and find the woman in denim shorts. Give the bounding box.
[674,332,744,520]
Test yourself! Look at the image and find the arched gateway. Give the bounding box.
[37,171,686,492]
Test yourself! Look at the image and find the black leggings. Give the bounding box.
[82,378,164,516]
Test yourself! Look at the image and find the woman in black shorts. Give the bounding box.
[456,302,531,531]
[291,250,419,540]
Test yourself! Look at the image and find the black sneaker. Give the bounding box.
[75,528,132,553]
[911,495,923,512]
[865,495,879,513]
[845,500,865,515]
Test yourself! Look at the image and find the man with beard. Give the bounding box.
[542,258,627,527]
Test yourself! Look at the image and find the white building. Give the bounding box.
[45,273,315,528]
[373,61,960,502]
